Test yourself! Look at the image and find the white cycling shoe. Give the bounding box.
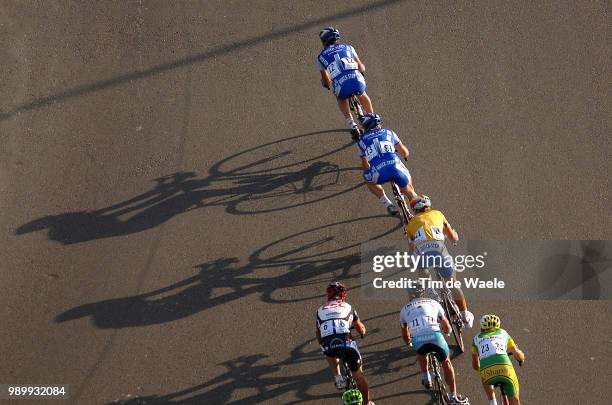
[334,375,346,390]
[461,310,474,328]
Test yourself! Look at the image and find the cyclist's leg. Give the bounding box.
[482,383,496,402]
[336,97,352,120]
[363,169,396,212]
[356,91,373,113]
[437,244,473,325]
[394,161,417,202]
[345,342,370,403]
[325,355,340,376]
[399,184,417,202]
[508,393,521,405]
[432,335,456,393]
[335,79,363,129]
[415,341,437,388]
[441,358,457,393]
[352,368,371,403]
[323,345,345,389]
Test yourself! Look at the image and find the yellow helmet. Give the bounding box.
[480,314,501,331]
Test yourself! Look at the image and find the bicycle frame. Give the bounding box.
[391,182,413,227]
[348,94,365,123]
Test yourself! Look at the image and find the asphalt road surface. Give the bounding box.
[1,1,610,404]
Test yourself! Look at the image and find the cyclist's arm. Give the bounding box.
[471,349,480,370]
[355,55,366,74]
[354,318,366,337]
[361,156,370,170]
[316,322,323,345]
[320,70,332,89]
[443,221,459,241]
[407,239,416,254]
[395,142,409,160]
[401,325,411,345]
[439,317,451,334]
[508,338,526,362]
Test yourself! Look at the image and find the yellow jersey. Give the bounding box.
[406,209,447,242]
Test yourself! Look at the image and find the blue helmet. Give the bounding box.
[361,113,381,131]
[319,27,340,45]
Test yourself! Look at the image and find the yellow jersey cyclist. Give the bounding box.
[471,314,526,405]
[342,389,363,405]
[406,195,474,328]
[401,281,470,405]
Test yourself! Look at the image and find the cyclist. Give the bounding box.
[342,388,363,405]
[316,282,375,405]
[406,195,474,328]
[472,314,526,405]
[400,281,470,405]
[357,113,418,216]
[318,27,374,141]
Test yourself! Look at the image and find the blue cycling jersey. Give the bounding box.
[317,43,362,85]
[357,128,401,167]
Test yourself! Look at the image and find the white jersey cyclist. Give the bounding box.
[400,297,445,336]
[317,300,358,341]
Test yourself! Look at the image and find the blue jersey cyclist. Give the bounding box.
[318,27,374,140]
[357,113,418,216]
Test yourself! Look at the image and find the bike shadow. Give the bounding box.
[55,216,401,328]
[15,130,360,245]
[105,313,422,404]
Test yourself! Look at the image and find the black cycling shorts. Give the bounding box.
[322,337,362,372]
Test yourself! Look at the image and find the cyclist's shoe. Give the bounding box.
[367,402,376,405]
[334,375,346,390]
[350,126,362,141]
[448,394,469,404]
[461,310,474,328]
[421,373,432,390]
[386,205,399,216]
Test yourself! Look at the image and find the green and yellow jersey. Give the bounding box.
[472,328,520,396]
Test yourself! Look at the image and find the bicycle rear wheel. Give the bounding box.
[349,95,365,123]
[442,297,464,353]
[340,359,356,390]
[391,182,413,226]
[429,354,449,404]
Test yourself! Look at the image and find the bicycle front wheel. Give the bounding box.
[442,297,464,353]
[391,183,412,226]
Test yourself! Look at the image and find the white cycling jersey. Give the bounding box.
[316,300,357,338]
[400,298,446,336]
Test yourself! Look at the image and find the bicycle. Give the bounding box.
[422,267,465,353]
[492,352,524,405]
[348,94,365,124]
[339,351,358,392]
[321,82,365,142]
[391,182,414,225]
[337,329,364,402]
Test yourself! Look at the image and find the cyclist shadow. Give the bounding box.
[54,215,400,328]
[15,129,359,245]
[107,353,335,404]
[106,314,421,404]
